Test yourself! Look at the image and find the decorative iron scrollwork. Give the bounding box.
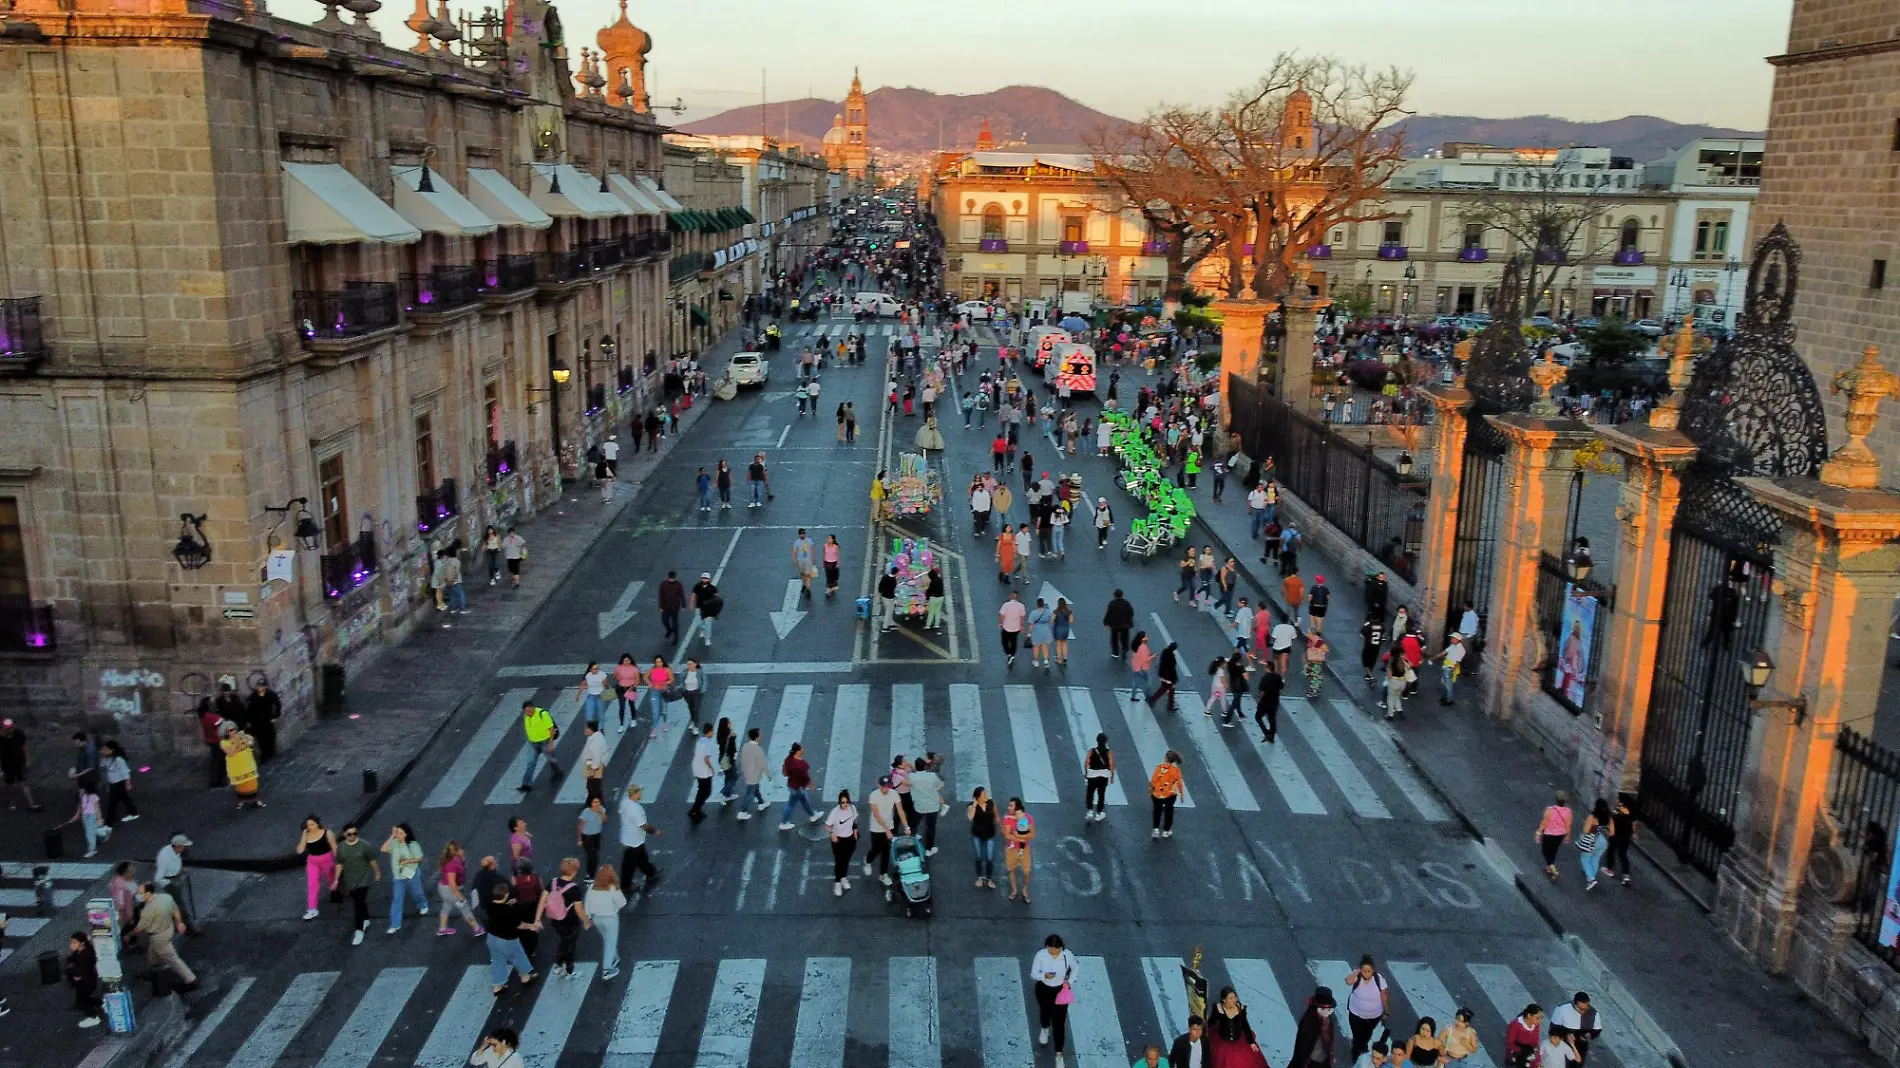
[1465,256,1534,415]
[1680,222,1829,479]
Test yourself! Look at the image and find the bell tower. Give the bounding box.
[1282,84,1314,154]
[841,67,870,179]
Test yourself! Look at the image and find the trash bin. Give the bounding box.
[321,663,346,713]
[42,828,64,860]
[37,950,59,985]
[361,769,378,794]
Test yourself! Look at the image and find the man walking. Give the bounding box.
[1435,633,1467,705]
[657,571,687,643]
[579,721,608,804]
[746,453,771,508]
[691,572,722,647]
[516,701,561,793]
[864,775,908,885]
[617,784,662,891]
[791,529,818,598]
[736,728,769,819]
[688,723,717,821]
[1103,589,1134,659]
[1247,481,1270,539]
[1307,575,1330,635]
[998,591,1027,667]
[136,882,197,990]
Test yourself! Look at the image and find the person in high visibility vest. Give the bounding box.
[517,701,562,793]
[1184,449,1201,489]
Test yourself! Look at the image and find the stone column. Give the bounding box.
[1719,346,1900,972]
[1215,295,1271,433]
[1479,414,1597,721]
[1280,294,1319,413]
[1412,382,1471,640]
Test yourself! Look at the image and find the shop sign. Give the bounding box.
[1590,266,1656,286]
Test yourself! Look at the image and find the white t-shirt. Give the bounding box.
[581,732,609,774]
[1444,642,1467,667]
[1233,606,1255,636]
[1029,948,1077,988]
[825,804,858,838]
[972,488,991,511]
[693,736,716,779]
[617,799,648,847]
[1248,487,1268,510]
[1271,622,1298,651]
[583,669,608,696]
[601,440,619,461]
[1345,971,1387,1018]
[1543,1037,1579,1066]
[584,886,626,916]
[868,789,902,832]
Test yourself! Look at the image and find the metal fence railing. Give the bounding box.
[1829,727,1900,969]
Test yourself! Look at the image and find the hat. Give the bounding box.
[1450,632,1464,641]
[877,775,893,788]
[700,571,712,579]
[170,834,193,848]
[0,718,11,729]
[1314,575,1325,584]
[1311,986,1337,1008]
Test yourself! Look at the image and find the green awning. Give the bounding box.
[732,207,757,224]
[689,305,710,326]
[700,210,727,231]
[708,208,736,230]
[667,212,692,232]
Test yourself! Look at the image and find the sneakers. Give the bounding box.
[840,877,851,889]
[1152,829,1161,839]
[387,926,400,935]
[779,822,795,831]
[863,862,873,876]
[809,814,824,824]
[471,926,486,937]
[1039,1027,1051,1046]
[78,1017,101,1030]
[302,909,319,921]
[352,928,365,946]
[755,800,769,812]
[419,905,428,915]
[880,873,892,886]
[1585,879,1599,891]
[926,847,938,856]
[736,812,752,821]
[437,927,455,936]
[120,813,139,822]
[1162,830,1172,838]
[834,881,844,897]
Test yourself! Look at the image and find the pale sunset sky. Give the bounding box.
[359,0,1791,129]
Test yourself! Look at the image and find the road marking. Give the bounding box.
[1233,694,1327,815]
[1113,684,1195,808]
[1173,685,1261,811]
[1061,687,1127,806]
[1324,699,1452,821]
[486,690,581,805]
[557,707,640,805]
[424,688,537,809]
[761,685,812,804]
[948,683,992,802]
[1467,963,1535,1024]
[162,976,255,1068]
[1226,958,1300,1068]
[1307,960,1356,1012]
[889,957,942,1068]
[777,424,792,447]
[1389,962,1496,1068]
[696,958,767,1067]
[1143,956,1190,1035]
[1148,612,1173,647]
[597,580,646,640]
[225,971,338,1068]
[414,966,494,1068]
[521,962,597,1068]
[681,687,756,801]
[768,579,808,640]
[0,888,79,907]
[1283,696,1390,818]
[626,697,690,800]
[0,861,111,880]
[313,966,427,1068]
[499,661,855,678]
[975,957,1035,1068]
[823,684,870,801]
[1069,955,1129,1068]
[890,683,926,764]
[1003,685,1061,804]
[790,958,851,1068]
[673,529,745,662]
[605,961,679,1067]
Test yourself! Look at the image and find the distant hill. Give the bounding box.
[679,85,1134,155]
[1387,114,1764,162]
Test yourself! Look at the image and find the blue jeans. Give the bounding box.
[1580,837,1607,882]
[742,782,765,810]
[486,934,533,986]
[698,486,713,509]
[1217,584,1237,612]
[1130,665,1150,700]
[972,836,995,879]
[750,481,766,504]
[1051,526,1065,555]
[448,582,467,612]
[519,739,557,787]
[1250,508,1269,538]
[389,874,426,929]
[594,912,620,977]
[647,687,669,724]
[582,693,604,726]
[781,788,816,824]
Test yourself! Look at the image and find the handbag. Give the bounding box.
[1576,831,1598,852]
[1054,983,1074,1006]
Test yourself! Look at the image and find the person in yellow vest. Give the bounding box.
[1184,449,1201,489]
[517,701,562,793]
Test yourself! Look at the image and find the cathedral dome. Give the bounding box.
[822,114,848,146]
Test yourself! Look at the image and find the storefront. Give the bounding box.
[1589,265,1657,320]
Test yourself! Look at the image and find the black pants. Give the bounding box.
[1147,680,1176,712]
[1279,549,1298,575]
[206,743,226,787]
[1349,1013,1382,1058]
[1034,981,1069,1053]
[1097,526,1110,547]
[1084,778,1108,814]
[830,834,857,880]
[661,610,680,641]
[581,833,601,876]
[105,781,139,824]
[553,919,581,970]
[1256,698,1279,742]
[253,724,278,762]
[867,831,892,875]
[1151,795,1176,831]
[691,777,713,815]
[1605,834,1632,876]
[1540,833,1565,868]
[349,886,370,931]
[1109,627,1130,657]
[1001,630,1020,658]
[619,844,659,883]
[71,979,102,1020]
[916,811,937,851]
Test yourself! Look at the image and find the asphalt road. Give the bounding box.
[155,314,1637,1068]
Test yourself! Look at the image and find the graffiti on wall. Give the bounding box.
[333,599,384,658]
[98,667,166,717]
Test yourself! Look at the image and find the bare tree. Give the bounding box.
[1459,151,1625,318]
[1088,109,1232,309]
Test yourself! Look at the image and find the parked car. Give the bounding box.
[1630,318,1665,337]
[1528,315,1559,329]
[726,352,769,388]
[1431,315,1467,329]
[1573,316,1602,330]
[1456,316,1490,333]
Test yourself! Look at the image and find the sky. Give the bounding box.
[360,0,1791,130]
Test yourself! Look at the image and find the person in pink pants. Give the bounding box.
[295,815,339,919]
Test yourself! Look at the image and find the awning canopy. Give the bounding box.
[391,166,497,237]
[605,173,666,217]
[466,168,553,230]
[282,161,420,245]
[528,164,625,219]
[689,305,710,326]
[709,208,739,230]
[732,206,758,224]
[638,176,686,213]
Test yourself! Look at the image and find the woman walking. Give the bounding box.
[508,816,534,873]
[1029,934,1078,1066]
[1129,632,1153,702]
[1081,734,1115,823]
[1603,792,1637,886]
[1384,651,1408,721]
[482,882,537,996]
[381,823,427,934]
[826,790,860,897]
[1303,633,1329,698]
[577,663,608,730]
[1013,524,1032,581]
[715,459,734,509]
[645,657,676,735]
[1256,663,1284,744]
[969,787,998,889]
[585,865,626,981]
[576,796,607,876]
[511,861,544,961]
[680,658,705,724]
[716,717,739,803]
[434,841,483,937]
[1206,985,1267,1066]
[611,655,642,730]
[996,525,1017,583]
[1444,1008,1483,1062]
[101,741,138,825]
[1536,792,1573,881]
[1003,797,1036,902]
[1342,955,1391,1059]
[1203,656,1230,719]
[1148,642,1180,713]
[1578,798,1611,890]
[1149,751,1184,840]
[534,857,588,979]
[296,816,338,921]
[1027,598,1055,668]
[778,743,820,829]
[1051,598,1073,666]
[482,526,503,585]
[823,535,842,598]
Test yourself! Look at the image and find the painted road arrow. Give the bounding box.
[596,580,645,640]
[768,578,807,640]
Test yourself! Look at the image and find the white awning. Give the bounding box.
[529,164,627,219]
[637,175,686,213]
[606,173,666,217]
[282,161,420,245]
[391,166,497,237]
[466,168,553,230]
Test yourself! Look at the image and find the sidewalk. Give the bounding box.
[1189,479,1883,1068]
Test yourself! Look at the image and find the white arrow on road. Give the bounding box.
[768,578,808,640]
[596,580,645,640]
[1038,580,1069,609]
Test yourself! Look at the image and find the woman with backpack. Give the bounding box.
[532,857,589,979]
[1080,734,1115,823]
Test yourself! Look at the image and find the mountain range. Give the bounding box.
[678,86,1762,165]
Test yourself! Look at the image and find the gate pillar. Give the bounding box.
[1480,412,1598,722]
[1720,348,1900,971]
[1216,295,1273,434]
[1414,381,1471,641]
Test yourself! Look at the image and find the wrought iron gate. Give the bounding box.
[1444,411,1509,641]
[1635,473,1780,878]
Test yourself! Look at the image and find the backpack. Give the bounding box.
[544,878,571,921]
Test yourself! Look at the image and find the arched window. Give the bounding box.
[981,205,1004,239]
[1619,218,1640,252]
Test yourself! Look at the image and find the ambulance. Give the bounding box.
[1026,326,1071,372]
[1047,342,1098,395]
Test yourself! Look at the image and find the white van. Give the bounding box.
[1026,327,1072,371]
[853,292,901,318]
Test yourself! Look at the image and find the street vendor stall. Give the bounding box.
[883,452,942,518]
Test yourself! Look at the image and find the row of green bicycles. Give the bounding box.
[1102,410,1197,562]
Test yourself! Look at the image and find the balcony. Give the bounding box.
[0,602,54,654]
[402,265,480,316]
[669,251,713,284]
[585,383,608,417]
[1058,240,1089,255]
[1140,240,1170,256]
[480,254,539,294]
[0,296,46,370]
[416,478,458,537]
[587,238,627,271]
[319,533,378,600]
[1612,248,1645,266]
[617,367,636,396]
[541,248,590,285]
[632,231,672,259]
[486,440,519,485]
[1376,243,1408,261]
[1457,246,1489,263]
[978,237,1008,253]
[293,282,400,344]
[1304,244,1331,260]
[1535,246,1567,265]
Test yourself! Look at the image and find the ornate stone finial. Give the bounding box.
[431,0,462,49]
[1820,345,1900,489]
[404,0,437,51]
[1647,319,1698,431]
[1528,348,1566,417]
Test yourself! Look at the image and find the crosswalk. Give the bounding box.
[0,860,109,963]
[167,952,1637,1068]
[426,682,1451,826]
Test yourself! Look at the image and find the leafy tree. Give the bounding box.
[1567,318,1659,394]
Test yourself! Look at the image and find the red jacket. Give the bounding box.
[198,710,224,746]
[1505,1017,1541,1068]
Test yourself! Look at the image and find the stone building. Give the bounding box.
[660,143,750,360]
[0,0,675,757]
[664,133,835,299]
[1755,0,1900,471]
[821,68,872,182]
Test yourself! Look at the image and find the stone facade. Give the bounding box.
[0,0,669,759]
[1757,0,1900,471]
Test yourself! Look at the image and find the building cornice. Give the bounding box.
[1768,38,1900,67]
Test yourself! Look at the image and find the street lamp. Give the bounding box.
[1669,267,1690,325]
[1742,649,1808,726]
[172,513,211,570]
[1722,258,1742,328]
[264,498,323,550]
[1566,536,1593,585]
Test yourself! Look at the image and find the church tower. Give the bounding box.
[1282,84,1313,154]
[975,119,995,151]
[840,68,871,179]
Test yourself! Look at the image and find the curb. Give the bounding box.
[76,987,188,1068]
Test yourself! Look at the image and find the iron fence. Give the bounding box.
[401,266,480,313]
[481,254,538,293]
[1533,552,1616,716]
[485,441,519,485]
[319,533,378,599]
[1829,728,1900,969]
[293,282,399,340]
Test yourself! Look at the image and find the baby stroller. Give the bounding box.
[885,834,932,917]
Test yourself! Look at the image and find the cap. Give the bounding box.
[1314,575,1325,584]
[700,571,712,579]
[170,834,193,847]
[0,718,11,729]
[878,775,893,788]
[1450,632,1464,641]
